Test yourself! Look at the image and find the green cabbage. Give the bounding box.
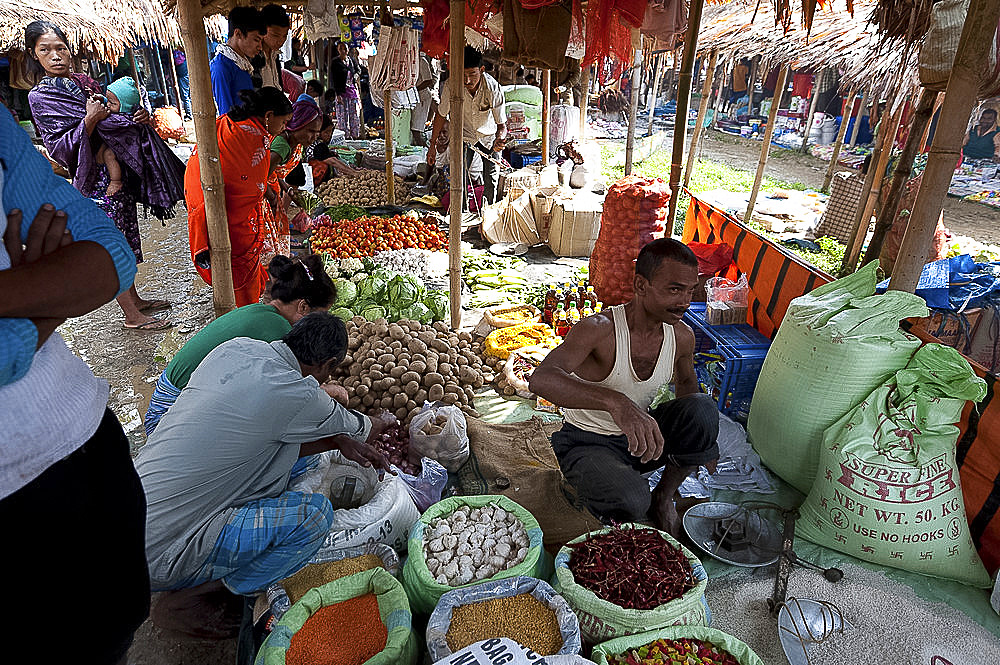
[329,307,354,320]
[402,302,432,324]
[386,275,419,308]
[423,290,449,321]
[361,305,387,320]
[333,278,357,307]
[356,273,388,301]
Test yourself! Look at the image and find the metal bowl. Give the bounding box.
[777,597,852,665]
[681,501,782,567]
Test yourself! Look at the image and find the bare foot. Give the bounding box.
[106,179,123,197]
[650,491,682,538]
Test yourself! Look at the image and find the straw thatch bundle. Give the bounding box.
[698,0,918,98]
[0,0,124,58]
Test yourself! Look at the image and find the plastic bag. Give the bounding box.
[552,524,710,644]
[395,456,448,512]
[265,542,400,620]
[591,626,764,665]
[426,577,582,661]
[256,567,417,665]
[433,638,594,665]
[798,343,990,587]
[317,474,420,554]
[705,274,748,325]
[409,402,470,472]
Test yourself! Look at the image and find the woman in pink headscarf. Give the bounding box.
[260,99,322,260]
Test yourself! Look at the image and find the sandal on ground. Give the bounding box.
[122,318,173,331]
[138,299,171,314]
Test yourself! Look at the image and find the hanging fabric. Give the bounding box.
[503,0,574,70]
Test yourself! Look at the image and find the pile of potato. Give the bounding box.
[338,318,497,425]
[318,170,411,207]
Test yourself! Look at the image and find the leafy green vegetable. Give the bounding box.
[361,305,387,320]
[386,275,420,308]
[423,290,449,321]
[356,273,388,301]
[329,307,354,320]
[333,278,357,307]
[402,301,433,324]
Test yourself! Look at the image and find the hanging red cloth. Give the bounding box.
[582,0,645,69]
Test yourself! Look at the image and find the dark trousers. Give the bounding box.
[464,143,500,210]
[552,394,720,524]
[0,409,150,664]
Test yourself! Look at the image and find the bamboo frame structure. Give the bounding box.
[889,0,1000,292]
[178,0,235,315]
[542,70,551,162]
[743,64,789,225]
[384,90,395,204]
[799,70,821,153]
[863,87,937,267]
[848,87,870,149]
[579,65,590,139]
[666,0,705,222]
[822,85,858,191]
[624,31,643,175]
[684,48,718,188]
[447,0,465,329]
[647,53,665,135]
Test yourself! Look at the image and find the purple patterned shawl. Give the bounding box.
[27,74,186,218]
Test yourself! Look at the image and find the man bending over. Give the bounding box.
[530,239,719,536]
[136,312,390,596]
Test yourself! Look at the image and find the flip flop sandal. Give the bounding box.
[139,300,171,314]
[123,318,174,331]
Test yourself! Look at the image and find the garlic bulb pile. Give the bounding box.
[423,503,530,586]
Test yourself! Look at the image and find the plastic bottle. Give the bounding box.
[577,280,587,299]
[555,309,570,337]
[595,301,604,314]
[586,285,598,308]
[568,302,582,325]
[543,284,557,324]
[582,304,594,318]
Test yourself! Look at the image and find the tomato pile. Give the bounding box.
[310,215,448,258]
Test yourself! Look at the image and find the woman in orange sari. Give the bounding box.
[186,88,293,306]
[260,100,323,261]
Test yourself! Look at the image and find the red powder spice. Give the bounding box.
[286,593,387,665]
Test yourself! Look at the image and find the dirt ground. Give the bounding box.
[56,128,999,665]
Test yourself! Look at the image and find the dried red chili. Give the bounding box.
[286,593,387,665]
[567,524,695,610]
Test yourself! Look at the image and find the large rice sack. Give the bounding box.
[747,262,929,493]
[589,176,669,305]
[798,343,991,587]
[317,474,420,555]
[426,576,581,661]
[402,495,546,614]
[256,567,416,665]
[591,625,764,665]
[552,525,709,645]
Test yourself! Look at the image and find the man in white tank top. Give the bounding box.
[530,239,719,536]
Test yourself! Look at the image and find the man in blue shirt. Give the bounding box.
[210,6,266,116]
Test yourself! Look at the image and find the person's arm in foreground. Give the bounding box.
[0,106,134,384]
[672,322,699,398]
[426,112,447,167]
[529,316,665,463]
[285,391,393,474]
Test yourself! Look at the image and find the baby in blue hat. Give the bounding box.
[96,78,141,195]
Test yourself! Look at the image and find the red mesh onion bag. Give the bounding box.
[589,176,670,305]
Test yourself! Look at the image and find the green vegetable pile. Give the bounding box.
[324,204,367,225]
[325,256,448,324]
[462,249,530,308]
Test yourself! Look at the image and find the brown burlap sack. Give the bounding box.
[458,416,602,550]
[502,0,573,70]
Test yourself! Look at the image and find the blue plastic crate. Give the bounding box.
[683,303,771,354]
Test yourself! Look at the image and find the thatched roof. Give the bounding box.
[697,0,918,98]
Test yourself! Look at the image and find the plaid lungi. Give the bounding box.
[144,370,182,436]
[813,171,865,244]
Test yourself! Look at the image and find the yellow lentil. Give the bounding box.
[446,593,563,655]
[282,554,383,604]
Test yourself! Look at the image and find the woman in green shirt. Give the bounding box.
[144,254,336,435]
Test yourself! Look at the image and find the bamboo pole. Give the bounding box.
[665,0,705,222]
[167,46,185,114]
[747,56,759,113]
[918,92,943,152]
[743,64,789,225]
[178,0,235,316]
[839,99,905,275]
[647,54,666,136]
[710,58,727,129]
[384,90,395,203]
[890,0,1000,292]
[799,69,822,153]
[624,31,643,175]
[822,85,858,192]
[862,88,937,267]
[542,70,551,161]
[848,87,870,148]
[579,65,590,139]
[448,0,465,330]
[684,49,718,188]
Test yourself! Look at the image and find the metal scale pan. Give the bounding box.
[682,501,783,567]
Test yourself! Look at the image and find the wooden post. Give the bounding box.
[743,64,789,224]
[647,54,666,136]
[624,31,643,175]
[839,99,905,275]
[848,87,870,148]
[822,85,858,191]
[178,0,235,316]
[747,56,759,113]
[890,0,1000,292]
[684,48,718,187]
[542,70,551,162]
[799,69,822,153]
[665,0,705,222]
[384,90,395,203]
[166,46,185,114]
[710,58,727,129]
[448,0,465,329]
[579,65,590,139]
[862,87,937,267]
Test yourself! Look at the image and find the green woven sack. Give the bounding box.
[552,525,709,645]
[591,625,764,665]
[256,567,417,665]
[747,261,928,493]
[402,495,545,614]
[798,343,991,588]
